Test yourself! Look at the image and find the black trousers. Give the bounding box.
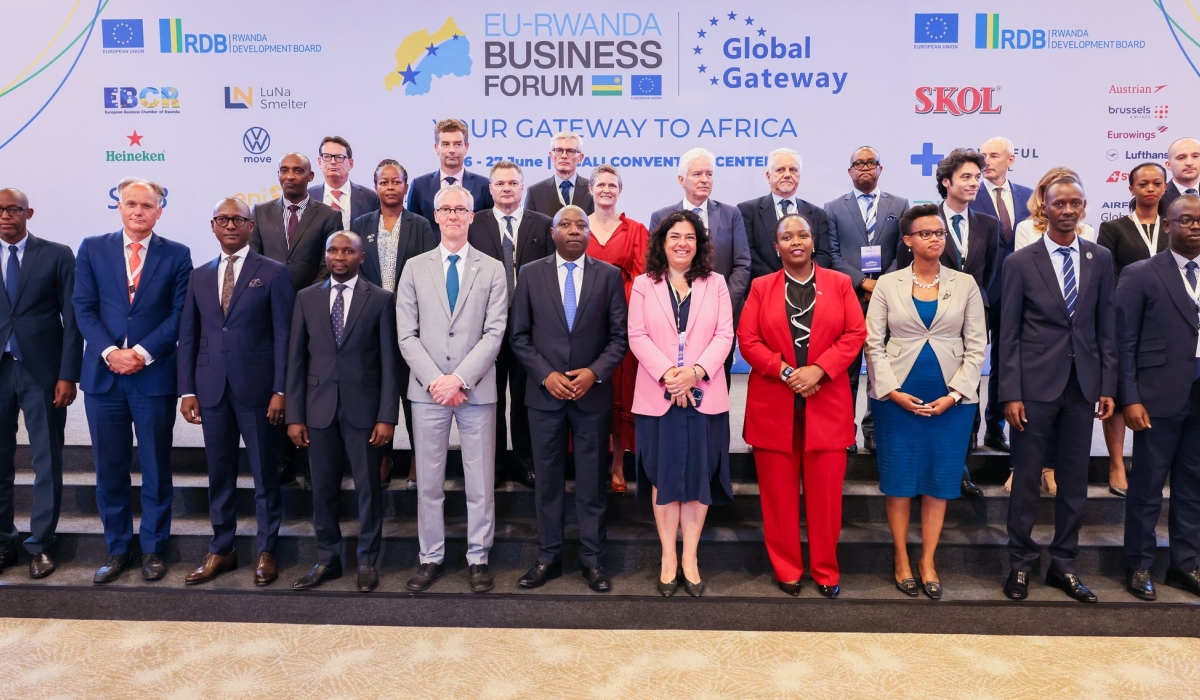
[308,401,384,567]
[1125,381,1200,572]
[0,354,65,555]
[985,303,1005,434]
[495,338,533,476]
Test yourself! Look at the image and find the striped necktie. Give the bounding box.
[1057,247,1077,316]
[860,193,877,244]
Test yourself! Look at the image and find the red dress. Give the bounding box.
[587,213,648,452]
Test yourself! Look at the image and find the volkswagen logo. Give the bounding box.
[243,127,270,155]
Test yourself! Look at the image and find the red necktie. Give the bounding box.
[127,242,143,302]
[286,204,299,248]
[330,189,343,212]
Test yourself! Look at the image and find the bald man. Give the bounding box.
[1163,137,1200,211]
[0,188,82,580]
[250,152,343,291]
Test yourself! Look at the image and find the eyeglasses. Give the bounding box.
[212,215,251,228]
[551,148,580,157]
[851,160,881,170]
[435,206,471,217]
[0,206,28,218]
[1170,215,1200,228]
[318,153,350,163]
[910,229,948,240]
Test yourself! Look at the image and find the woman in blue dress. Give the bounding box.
[865,204,987,600]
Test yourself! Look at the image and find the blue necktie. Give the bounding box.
[5,245,19,360]
[861,193,877,243]
[443,176,457,187]
[1187,188,1198,196]
[446,253,460,313]
[950,214,964,269]
[779,199,792,216]
[559,180,572,205]
[331,283,347,347]
[692,206,703,221]
[563,261,578,331]
[1057,247,1077,316]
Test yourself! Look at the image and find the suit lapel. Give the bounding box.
[930,267,955,328]
[107,233,132,309]
[685,275,709,336]
[1076,239,1092,305]
[1030,244,1071,319]
[845,193,868,241]
[224,253,262,319]
[543,257,570,332]
[515,215,536,265]
[758,196,776,236]
[423,250,453,320]
[767,272,798,367]
[289,203,321,255]
[571,256,598,330]
[130,234,164,311]
[314,280,337,346]
[449,248,481,324]
[1151,253,1199,327]
[12,235,40,308]
[340,278,371,343]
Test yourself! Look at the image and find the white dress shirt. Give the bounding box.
[943,201,970,260]
[101,230,155,366]
[438,242,472,280]
[1,234,27,354]
[1043,232,1080,298]
[682,198,709,228]
[492,207,524,251]
[1175,180,1200,196]
[323,181,353,229]
[555,252,586,304]
[216,245,250,303]
[439,168,465,188]
[1014,220,1096,250]
[772,192,799,219]
[328,274,357,328]
[1170,248,1200,357]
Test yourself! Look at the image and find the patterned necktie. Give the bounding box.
[994,188,1013,246]
[1057,247,1077,316]
[286,204,299,249]
[692,206,702,219]
[563,261,578,331]
[331,283,347,346]
[950,214,964,269]
[779,199,792,216]
[128,242,143,302]
[861,193,877,244]
[446,253,460,313]
[502,216,516,301]
[330,189,343,212]
[443,176,457,187]
[221,255,236,317]
[559,180,572,205]
[6,245,20,360]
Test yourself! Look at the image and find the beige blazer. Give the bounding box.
[864,264,987,402]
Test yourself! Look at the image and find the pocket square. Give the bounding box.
[886,215,899,221]
[248,278,264,287]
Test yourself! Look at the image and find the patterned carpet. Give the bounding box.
[1,618,1195,698]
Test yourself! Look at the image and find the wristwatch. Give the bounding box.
[948,391,964,405]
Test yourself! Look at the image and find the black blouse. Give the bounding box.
[785,269,816,411]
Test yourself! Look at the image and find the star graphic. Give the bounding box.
[693,45,702,55]
[425,43,439,56]
[127,130,143,147]
[709,77,719,85]
[709,17,719,26]
[745,16,755,25]
[451,33,460,40]
[757,27,767,36]
[397,64,421,85]
[697,29,707,38]
[727,11,737,20]
[698,64,707,73]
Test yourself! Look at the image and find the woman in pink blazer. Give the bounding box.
[628,210,735,598]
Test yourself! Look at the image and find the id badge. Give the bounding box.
[860,245,882,273]
[677,332,687,367]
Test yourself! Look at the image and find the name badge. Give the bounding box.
[677,332,687,367]
[861,245,882,273]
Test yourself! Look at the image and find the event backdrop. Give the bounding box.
[0,0,1196,262]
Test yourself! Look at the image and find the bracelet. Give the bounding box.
[693,365,703,381]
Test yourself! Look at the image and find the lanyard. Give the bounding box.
[126,243,146,298]
[946,213,967,259]
[669,282,690,367]
[1130,214,1160,258]
[556,181,570,206]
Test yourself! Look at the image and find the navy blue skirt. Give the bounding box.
[636,404,732,506]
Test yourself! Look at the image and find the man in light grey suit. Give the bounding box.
[825,146,909,453]
[396,185,508,594]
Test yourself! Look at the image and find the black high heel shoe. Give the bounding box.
[656,571,679,597]
[895,578,919,597]
[682,575,706,598]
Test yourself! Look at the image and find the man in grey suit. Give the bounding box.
[525,131,595,218]
[825,147,909,453]
[251,153,343,292]
[308,136,381,230]
[396,185,508,594]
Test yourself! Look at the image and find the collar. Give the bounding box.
[327,180,352,197]
[556,252,586,269]
[1171,248,1200,268]
[1042,233,1080,256]
[283,196,310,211]
[555,174,576,188]
[683,197,708,212]
[942,201,969,219]
[122,230,154,247]
[772,192,797,207]
[493,207,524,228]
[222,245,250,261]
[439,168,465,183]
[439,241,471,262]
[783,267,815,284]
[2,234,29,252]
[852,188,879,200]
[983,178,1008,195]
[330,275,358,290]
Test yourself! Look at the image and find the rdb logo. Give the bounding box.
[914,86,1002,115]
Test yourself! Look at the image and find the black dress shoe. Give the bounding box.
[777,580,802,597]
[1165,568,1200,597]
[468,563,494,593]
[656,572,679,597]
[0,546,17,573]
[278,466,298,487]
[29,552,56,579]
[518,561,563,588]
[983,431,1010,452]
[357,566,378,593]
[141,553,167,581]
[863,433,876,453]
[93,553,132,585]
[1047,569,1098,603]
[1109,485,1128,498]
[846,444,858,455]
[817,584,840,599]
[291,561,343,590]
[960,477,984,498]
[1003,570,1029,600]
[920,578,942,600]
[583,566,612,592]
[895,578,919,597]
[1126,568,1156,601]
[518,469,536,488]
[682,576,706,597]
[405,562,446,592]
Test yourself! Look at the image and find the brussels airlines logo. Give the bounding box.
[691,11,847,94]
[914,86,1001,115]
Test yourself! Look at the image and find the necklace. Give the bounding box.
[912,274,940,289]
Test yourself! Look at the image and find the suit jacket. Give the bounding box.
[627,273,734,416]
[1162,180,1198,210]
[864,265,987,402]
[737,267,866,452]
[0,234,82,390]
[468,208,554,303]
[508,255,627,413]
[250,198,342,291]
[308,181,381,225]
[1097,216,1169,281]
[999,238,1117,404]
[824,191,909,291]
[971,181,1033,304]
[896,207,999,307]
[285,277,399,430]
[737,194,833,279]
[649,199,752,317]
[396,246,508,404]
[73,231,193,396]
[350,209,438,293]
[524,175,595,218]
[177,250,294,408]
[1116,251,1200,416]
[407,170,494,235]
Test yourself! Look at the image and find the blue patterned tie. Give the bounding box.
[692,207,702,217]
[331,283,347,347]
[950,214,964,269]
[502,216,516,301]
[446,254,460,313]
[5,245,19,360]
[861,193,877,243]
[779,199,792,216]
[559,180,572,205]
[1057,247,1077,316]
[563,261,578,331]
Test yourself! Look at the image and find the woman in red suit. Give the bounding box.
[737,214,867,598]
[586,164,649,493]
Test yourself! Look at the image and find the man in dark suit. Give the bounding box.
[1000,177,1116,604]
[178,198,294,587]
[351,159,437,487]
[1118,195,1200,601]
[251,153,343,292]
[286,231,399,593]
[525,131,595,218]
[973,137,1034,452]
[468,160,554,487]
[738,147,832,277]
[73,178,193,584]
[1163,137,1200,211]
[308,136,381,230]
[407,118,494,234]
[0,188,82,580]
[824,147,909,453]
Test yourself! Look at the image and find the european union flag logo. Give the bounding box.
[631,75,662,96]
[913,14,958,43]
[102,19,144,49]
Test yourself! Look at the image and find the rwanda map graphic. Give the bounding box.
[384,18,471,96]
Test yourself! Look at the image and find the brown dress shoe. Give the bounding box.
[184,552,237,585]
[254,551,278,586]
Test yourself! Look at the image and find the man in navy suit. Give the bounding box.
[1118,195,1200,601]
[73,178,193,584]
[407,118,493,235]
[0,188,82,580]
[1000,177,1116,603]
[308,135,381,230]
[738,147,832,278]
[525,131,595,218]
[509,205,627,592]
[972,137,1034,452]
[1162,137,1200,211]
[178,198,295,587]
[824,147,909,453]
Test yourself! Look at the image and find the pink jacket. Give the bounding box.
[628,272,734,416]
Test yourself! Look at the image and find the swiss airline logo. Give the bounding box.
[1106,170,1128,183]
[914,86,1002,115]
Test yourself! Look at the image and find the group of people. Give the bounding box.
[2,119,1199,605]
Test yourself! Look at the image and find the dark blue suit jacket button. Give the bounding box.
[1067,351,1074,358]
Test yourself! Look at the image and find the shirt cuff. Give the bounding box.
[133,344,154,366]
[181,394,196,398]
[452,373,471,390]
[101,346,119,362]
